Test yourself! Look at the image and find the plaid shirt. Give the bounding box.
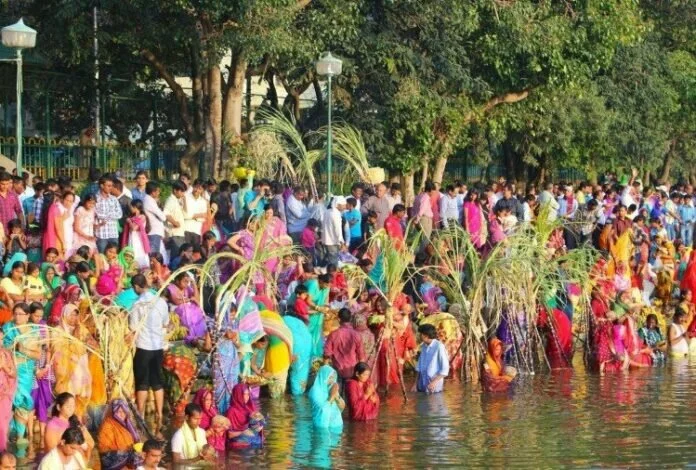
[33,196,44,224]
[0,191,22,231]
[95,192,123,240]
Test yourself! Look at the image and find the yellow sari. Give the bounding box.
[607,230,633,279]
[52,304,93,419]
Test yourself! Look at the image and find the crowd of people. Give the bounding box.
[0,164,692,467]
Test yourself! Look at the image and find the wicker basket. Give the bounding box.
[367,167,385,184]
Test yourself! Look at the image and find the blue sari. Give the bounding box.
[114,288,139,310]
[284,315,312,395]
[2,322,36,438]
[308,365,343,430]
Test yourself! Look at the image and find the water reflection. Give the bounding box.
[224,361,696,468]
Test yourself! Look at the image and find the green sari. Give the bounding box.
[40,263,62,317]
[118,247,139,288]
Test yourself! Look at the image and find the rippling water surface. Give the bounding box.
[225,359,696,469]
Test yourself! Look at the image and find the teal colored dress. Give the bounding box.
[3,322,36,438]
[283,315,312,395]
[308,365,343,430]
[305,279,329,360]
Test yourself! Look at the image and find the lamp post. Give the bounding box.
[1,18,37,176]
[316,52,342,195]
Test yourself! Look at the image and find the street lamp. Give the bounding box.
[316,52,342,195]
[2,18,37,176]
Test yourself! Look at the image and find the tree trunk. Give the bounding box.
[658,140,675,184]
[206,65,223,179]
[180,139,204,179]
[432,153,449,185]
[418,162,429,193]
[223,52,246,143]
[402,170,415,209]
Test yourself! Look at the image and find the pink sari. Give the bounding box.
[0,348,16,452]
[262,217,290,275]
[42,202,59,255]
[464,201,485,248]
[120,214,151,253]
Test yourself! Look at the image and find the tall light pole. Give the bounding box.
[1,18,37,176]
[316,52,342,195]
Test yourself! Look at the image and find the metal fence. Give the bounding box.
[0,137,185,180]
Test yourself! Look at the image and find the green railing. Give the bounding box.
[0,137,185,179]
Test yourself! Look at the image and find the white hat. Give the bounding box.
[332,196,347,207]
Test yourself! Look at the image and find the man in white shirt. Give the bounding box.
[183,180,209,245]
[171,403,209,465]
[143,181,178,255]
[164,181,187,253]
[538,182,560,222]
[322,196,347,266]
[440,184,460,228]
[128,274,169,433]
[385,182,402,211]
[286,187,311,243]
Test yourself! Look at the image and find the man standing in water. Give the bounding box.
[413,324,450,393]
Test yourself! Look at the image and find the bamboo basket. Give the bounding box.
[367,167,385,185]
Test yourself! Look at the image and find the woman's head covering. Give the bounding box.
[226,383,256,432]
[3,252,27,277]
[109,399,139,441]
[308,365,337,408]
[60,303,79,334]
[486,337,504,376]
[192,387,218,429]
[40,262,61,290]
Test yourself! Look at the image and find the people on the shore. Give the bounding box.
[1,168,696,464]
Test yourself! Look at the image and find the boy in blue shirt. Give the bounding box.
[345,197,363,253]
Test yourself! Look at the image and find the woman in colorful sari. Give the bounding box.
[97,399,142,470]
[51,304,93,420]
[0,327,17,452]
[306,274,330,360]
[162,343,198,416]
[345,362,379,421]
[228,216,265,292]
[167,271,207,345]
[353,312,375,362]
[260,310,293,398]
[639,313,666,364]
[276,255,303,301]
[96,242,124,296]
[29,304,53,448]
[226,383,265,449]
[117,247,140,289]
[121,199,151,269]
[463,190,487,249]
[308,365,344,430]
[40,263,61,316]
[213,296,246,416]
[482,337,515,393]
[284,311,312,395]
[48,284,82,327]
[3,303,39,440]
[148,252,170,290]
[261,204,290,276]
[192,387,217,430]
[43,192,75,259]
[537,305,573,369]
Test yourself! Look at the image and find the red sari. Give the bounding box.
[345,379,379,421]
[538,307,573,369]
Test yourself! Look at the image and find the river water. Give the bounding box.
[224,358,696,469]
